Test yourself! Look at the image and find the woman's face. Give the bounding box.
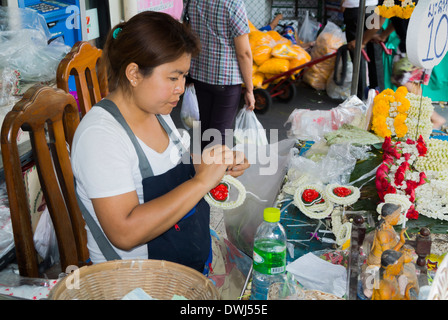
[133,53,191,115]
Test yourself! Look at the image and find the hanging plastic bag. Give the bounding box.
[33,206,59,266]
[180,84,200,130]
[297,11,321,44]
[234,108,268,146]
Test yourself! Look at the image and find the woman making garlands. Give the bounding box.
[70,11,249,275]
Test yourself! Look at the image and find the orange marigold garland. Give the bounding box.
[375,0,415,19]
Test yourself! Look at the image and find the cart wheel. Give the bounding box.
[253,89,272,114]
[275,80,297,103]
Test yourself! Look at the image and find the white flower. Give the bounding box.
[325,183,360,206]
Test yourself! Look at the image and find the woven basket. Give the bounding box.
[48,259,220,300]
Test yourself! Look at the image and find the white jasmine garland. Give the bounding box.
[331,208,352,247]
[325,184,360,206]
[415,176,448,221]
[404,93,434,141]
[204,175,246,210]
[415,139,448,172]
[293,184,334,219]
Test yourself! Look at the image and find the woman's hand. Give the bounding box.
[226,150,250,178]
[244,90,255,111]
[192,144,234,190]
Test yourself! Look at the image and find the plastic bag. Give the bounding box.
[285,95,369,142]
[226,139,296,255]
[326,56,353,100]
[288,45,311,74]
[297,11,321,44]
[252,45,272,66]
[0,7,70,83]
[180,84,199,130]
[33,206,59,264]
[303,21,346,91]
[271,43,299,60]
[258,57,290,74]
[234,108,268,146]
[249,31,276,51]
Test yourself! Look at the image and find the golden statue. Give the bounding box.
[367,203,407,267]
[371,250,416,300]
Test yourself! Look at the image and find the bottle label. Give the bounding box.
[253,240,286,275]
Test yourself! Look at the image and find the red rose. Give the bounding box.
[333,187,353,197]
[417,135,427,156]
[302,189,321,204]
[209,183,229,201]
[394,166,406,186]
[406,205,419,220]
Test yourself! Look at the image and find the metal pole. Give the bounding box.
[350,0,367,96]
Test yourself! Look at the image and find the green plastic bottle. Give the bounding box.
[251,207,287,300]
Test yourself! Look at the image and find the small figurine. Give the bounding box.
[371,250,417,300]
[367,203,407,267]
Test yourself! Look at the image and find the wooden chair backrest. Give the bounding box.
[57,41,108,116]
[1,85,89,277]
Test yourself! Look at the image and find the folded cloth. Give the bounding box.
[286,252,347,297]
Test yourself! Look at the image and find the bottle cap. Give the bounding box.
[264,207,281,223]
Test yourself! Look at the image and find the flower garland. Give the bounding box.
[371,87,410,138]
[205,175,246,210]
[413,139,448,221]
[293,184,334,219]
[415,174,448,221]
[415,139,448,173]
[375,0,415,19]
[331,207,352,249]
[375,136,427,220]
[404,93,434,142]
[325,184,360,206]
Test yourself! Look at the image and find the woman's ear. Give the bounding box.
[125,62,140,87]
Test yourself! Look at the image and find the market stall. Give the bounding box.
[0,2,447,302]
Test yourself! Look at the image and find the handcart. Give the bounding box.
[247,41,391,114]
[247,48,341,114]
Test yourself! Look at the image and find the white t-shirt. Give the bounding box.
[71,105,190,264]
[342,0,378,8]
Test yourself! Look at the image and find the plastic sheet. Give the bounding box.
[225,139,296,256]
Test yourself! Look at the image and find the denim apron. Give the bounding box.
[76,99,212,274]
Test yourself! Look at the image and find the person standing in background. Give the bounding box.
[371,12,447,129]
[186,0,255,151]
[342,0,385,99]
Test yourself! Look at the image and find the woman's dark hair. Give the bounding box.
[102,11,200,93]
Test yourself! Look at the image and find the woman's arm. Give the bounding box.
[91,145,239,251]
[234,33,255,110]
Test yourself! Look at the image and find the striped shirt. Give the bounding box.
[188,0,250,85]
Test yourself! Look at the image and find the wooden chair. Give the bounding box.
[1,85,90,278]
[57,41,108,116]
